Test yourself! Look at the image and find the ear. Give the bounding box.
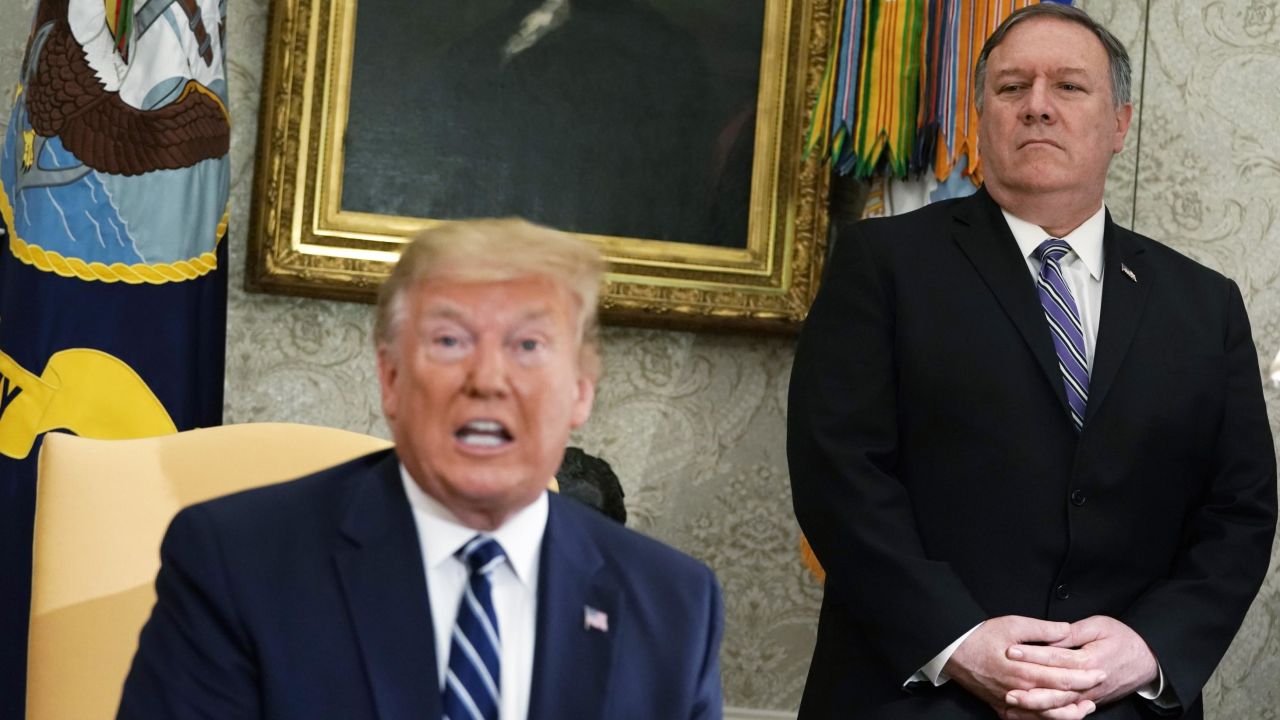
[1112,102,1134,153]
[376,344,400,422]
[569,374,596,429]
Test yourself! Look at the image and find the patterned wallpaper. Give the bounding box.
[1125,1,1280,715]
[2,0,1277,714]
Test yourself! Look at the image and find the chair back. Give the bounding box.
[27,423,393,720]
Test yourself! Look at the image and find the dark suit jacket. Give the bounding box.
[788,187,1276,719]
[118,449,723,720]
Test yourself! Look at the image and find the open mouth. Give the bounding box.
[455,419,513,448]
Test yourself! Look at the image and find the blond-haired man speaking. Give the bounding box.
[119,219,723,720]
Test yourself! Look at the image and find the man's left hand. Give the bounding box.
[1002,615,1159,716]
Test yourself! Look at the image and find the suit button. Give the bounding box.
[1070,489,1087,506]
[1054,584,1071,600]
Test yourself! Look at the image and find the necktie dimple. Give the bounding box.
[442,536,506,720]
[1034,238,1089,431]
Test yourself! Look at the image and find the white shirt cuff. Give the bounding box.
[905,623,984,687]
[1136,663,1179,709]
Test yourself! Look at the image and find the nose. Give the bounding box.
[1021,80,1055,124]
[463,339,509,398]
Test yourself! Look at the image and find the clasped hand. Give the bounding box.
[943,615,1158,720]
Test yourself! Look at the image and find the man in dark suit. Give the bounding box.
[788,5,1276,719]
[118,219,723,719]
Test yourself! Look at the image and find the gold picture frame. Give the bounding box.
[247,0,834,332]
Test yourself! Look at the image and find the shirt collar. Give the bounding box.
[1002,204,1107,282]
[399,463,548,587]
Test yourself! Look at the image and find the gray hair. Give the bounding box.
[374,218,605,378]
[974,3,1131,111]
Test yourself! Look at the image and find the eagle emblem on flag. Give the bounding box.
[1,0,230,282]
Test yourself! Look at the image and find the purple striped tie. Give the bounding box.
[1034,238,1089,431]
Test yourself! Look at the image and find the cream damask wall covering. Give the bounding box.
[1122,1,1280,714]
[1,0,1277,715]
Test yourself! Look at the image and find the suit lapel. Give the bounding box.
[334,453,441,720]
[951,187,1071,415]
[1084,219,1151,425]
[526,496,621,720]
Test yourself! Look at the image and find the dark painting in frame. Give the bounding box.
[248,0,835,332]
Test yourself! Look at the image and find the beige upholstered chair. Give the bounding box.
[27,423,393,720]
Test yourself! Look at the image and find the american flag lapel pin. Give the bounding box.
[584,605,609,633]
[1121,263,1137,283]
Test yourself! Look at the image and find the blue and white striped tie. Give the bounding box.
[1035,238,1090,431]
[442,536,506,720]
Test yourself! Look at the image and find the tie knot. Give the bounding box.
[1035,238,1072,264]
[458,535,506,576]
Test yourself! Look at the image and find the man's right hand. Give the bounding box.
[944,616,1106,720]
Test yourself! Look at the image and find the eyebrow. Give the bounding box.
[992,66,1092,80]
[420,305,554,326]
[510,309,555,327]
[422,305,467,323]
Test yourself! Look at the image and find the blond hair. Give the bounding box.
[374,218,605,377]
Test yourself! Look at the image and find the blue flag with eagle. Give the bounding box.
[0,0,228,712]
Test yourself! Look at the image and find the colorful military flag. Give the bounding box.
[0,0,229,712]
[805,0,1070,184]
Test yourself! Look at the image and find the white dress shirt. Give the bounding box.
[1005,205,1106,367]
[907,205,1173,708]
[400,465,546,720]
